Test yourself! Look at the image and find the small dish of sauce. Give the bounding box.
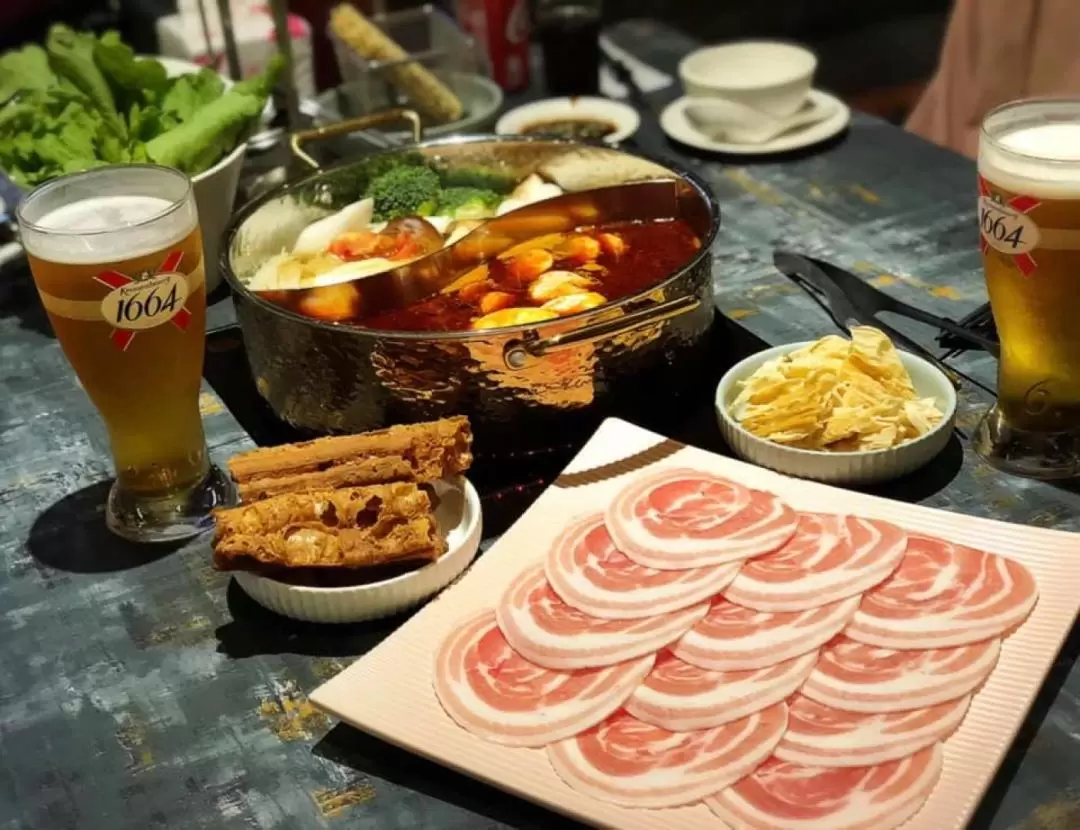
[520,117,619,141]
[496,96,640,144]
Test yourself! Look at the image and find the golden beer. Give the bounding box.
[976,99,1080,478]
[18,165,234,540]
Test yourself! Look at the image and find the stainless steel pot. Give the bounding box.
[221,112,721,450]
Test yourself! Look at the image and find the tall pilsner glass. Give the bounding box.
[975,99,1080,479]
[17,165,235,541]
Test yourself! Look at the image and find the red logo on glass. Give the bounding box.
[94,250,193,351]
[978,174,1041,277]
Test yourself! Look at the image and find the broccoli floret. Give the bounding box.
[439,165,517,192]
[365,165,441,221]
[436,186,502,219]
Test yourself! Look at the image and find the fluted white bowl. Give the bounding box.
[234,477,482,623]
[716,342,957,485]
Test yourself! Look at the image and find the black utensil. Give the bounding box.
[774,251,1000,359]
[772,251,983,392]
[938,301,997,358]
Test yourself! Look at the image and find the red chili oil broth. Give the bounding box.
[260,218,702,333]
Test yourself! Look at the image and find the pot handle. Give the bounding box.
[288,108,425,170]
[504,295,702,370]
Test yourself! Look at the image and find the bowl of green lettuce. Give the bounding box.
[0,24,282,289]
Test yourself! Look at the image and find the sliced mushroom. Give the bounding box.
[543,292,608,315]
[527,270,597,303]
[598,232,627,258]
[556,234,602,264]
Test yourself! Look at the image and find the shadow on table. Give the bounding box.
[203,327,305,448]
[214,578,406,659]
[859,434,966,503]
[967,620,1080,829]
[26,480,182,573]
[0,261,54,340]
[313,724,583,830]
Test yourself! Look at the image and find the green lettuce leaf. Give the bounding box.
[160,68,225,131]
[0,87,123,186]
[93,30,169,111]
[145,88,264,174]
[145,54,282,174]
[128,101,164,142]
[45,24,124,137]
[0,45,59,105]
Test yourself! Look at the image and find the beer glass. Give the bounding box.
[18,165,235,541]
[975,99,1080,478]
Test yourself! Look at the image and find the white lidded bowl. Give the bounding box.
[496,96,640,144]
[234,477,483,623]
[715,342,958,485]
[679,41,817,118]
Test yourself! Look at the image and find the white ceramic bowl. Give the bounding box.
[496,97,640,144]
[158,57,257,294]
[234,477,483,623]
[679,41,817,118]
[715,342,958,485]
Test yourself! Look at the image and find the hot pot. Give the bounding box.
[221,115,721,451]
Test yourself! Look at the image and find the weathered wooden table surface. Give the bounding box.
[2,20,1079,830]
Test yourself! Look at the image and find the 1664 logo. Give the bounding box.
[95,250,193,351]
[978,175,1041,276]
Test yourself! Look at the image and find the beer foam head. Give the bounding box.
[18,166,197,265]
[980,112,1080,196]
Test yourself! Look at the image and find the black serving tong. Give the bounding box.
[774,252,1000,359]
[772,251,996,393]
[938,302,997,359]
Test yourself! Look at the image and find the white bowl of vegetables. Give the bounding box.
[0,26,280,291]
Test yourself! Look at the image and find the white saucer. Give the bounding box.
[660,89,850,155]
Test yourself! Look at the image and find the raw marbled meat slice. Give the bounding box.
[724,513,907,612]
[496,564,707,670]
[706,744,943,830]
[606,468,797,569]
[802,636,1000,713]
[775,693,970,767]
[432,611,655,747]
[846,535,1038,649]
[672,596,860,671]
[548,704,788,809]
[544,513,741,620]
[626,649,816,731]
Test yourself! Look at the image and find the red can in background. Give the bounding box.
[456,0,531,92]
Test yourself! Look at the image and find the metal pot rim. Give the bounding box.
[221,133,720,342]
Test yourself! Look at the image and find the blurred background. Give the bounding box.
[1,0,948,126]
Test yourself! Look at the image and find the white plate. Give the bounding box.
[660,89,850,155]
[496,96,640,143]
[233,476,483,624]
[309,417,1080,830]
